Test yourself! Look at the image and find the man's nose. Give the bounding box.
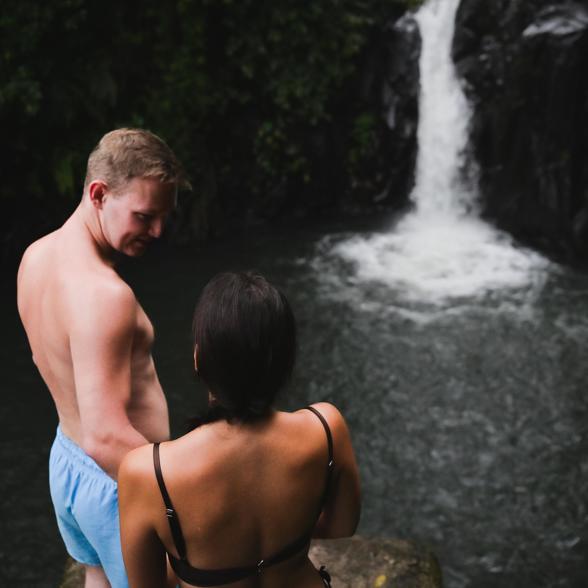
[149,218,164,238]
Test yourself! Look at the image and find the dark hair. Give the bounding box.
[191,271,296,426]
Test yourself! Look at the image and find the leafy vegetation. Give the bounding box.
[1,0,422,252]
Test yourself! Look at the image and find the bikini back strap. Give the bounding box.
[153,443,187,560]
[304,406,335,508]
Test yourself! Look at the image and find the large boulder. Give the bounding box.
[453,0,588,261]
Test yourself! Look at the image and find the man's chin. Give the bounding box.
[126,250,147,258]
[120,241,151,257]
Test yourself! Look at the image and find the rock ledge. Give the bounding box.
[310,536,442,588]
[61,535,442,587]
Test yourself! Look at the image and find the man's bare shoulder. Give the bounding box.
[18,231,58,277]
[70,276,139,335]
[17,232,61,312]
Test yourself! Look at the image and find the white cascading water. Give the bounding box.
[325,0,549,306]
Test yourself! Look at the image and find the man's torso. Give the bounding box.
[17,223,169,450]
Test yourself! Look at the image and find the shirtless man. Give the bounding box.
[17,128,189,588]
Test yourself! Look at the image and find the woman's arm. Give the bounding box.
[310,402,362,538]
[118,445,169,588]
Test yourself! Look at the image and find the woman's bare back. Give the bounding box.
[133,407,344,588]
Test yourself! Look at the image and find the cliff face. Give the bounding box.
[345,12,421,211]
[453,0,588,261]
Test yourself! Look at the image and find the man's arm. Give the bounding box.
[70,281,151,478]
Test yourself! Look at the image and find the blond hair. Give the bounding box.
[84,128,190,194]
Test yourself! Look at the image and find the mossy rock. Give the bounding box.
[309,536,443,588]
[60,558,85,587]
[60,536,442,587]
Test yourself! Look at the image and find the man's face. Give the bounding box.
[100,177,177,257]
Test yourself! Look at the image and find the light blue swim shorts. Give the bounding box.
[49,426,129,588]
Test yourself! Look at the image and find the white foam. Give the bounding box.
[333,215,549,304]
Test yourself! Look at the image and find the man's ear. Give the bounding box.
[194,345,199,372]
[88,181,108,209]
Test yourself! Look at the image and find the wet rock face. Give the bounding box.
[350,10,421,209]
[378,13,421,206]
[453,0,588,261]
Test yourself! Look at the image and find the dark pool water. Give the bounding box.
[2,217,587,587]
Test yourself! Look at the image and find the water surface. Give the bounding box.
[2,218,586,587]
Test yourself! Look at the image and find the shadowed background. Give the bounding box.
[2,1,588,587]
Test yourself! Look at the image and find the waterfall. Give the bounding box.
[319,0,549,307]
[411,0,474,218]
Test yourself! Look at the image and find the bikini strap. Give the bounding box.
[153,443,187,560]
[304,406,335,509]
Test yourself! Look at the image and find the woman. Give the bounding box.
[119,271,361,588]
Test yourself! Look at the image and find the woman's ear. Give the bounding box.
[194,345,199,375]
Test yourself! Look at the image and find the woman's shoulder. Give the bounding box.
[297,403,356,466]
[305,401,343,419]
[118,443,158,488]
[294,403,352,450]
[300,402,348,432]
[117,444,167,521]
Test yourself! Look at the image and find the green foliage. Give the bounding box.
[1,0,421,247]
[1,0,131,227]
[349,112,379,169]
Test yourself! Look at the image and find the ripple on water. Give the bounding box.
[303,228,588,587]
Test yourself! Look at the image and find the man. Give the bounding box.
[17,128,189,588]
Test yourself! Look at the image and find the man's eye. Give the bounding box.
[135,213,151,222]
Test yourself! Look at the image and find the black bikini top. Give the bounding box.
[152,406,334,587]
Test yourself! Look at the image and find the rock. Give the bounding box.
[523,5,588,37]
[309,536,442,588]
[378,13,421,205]
[342,11,421,210]
[453,0,588,262]
[60,558,85,588]
[60,536,442,588]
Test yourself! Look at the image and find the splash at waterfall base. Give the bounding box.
[60,537,443,588]
[327,214,549,307]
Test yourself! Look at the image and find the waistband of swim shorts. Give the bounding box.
[55,425,114,479]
